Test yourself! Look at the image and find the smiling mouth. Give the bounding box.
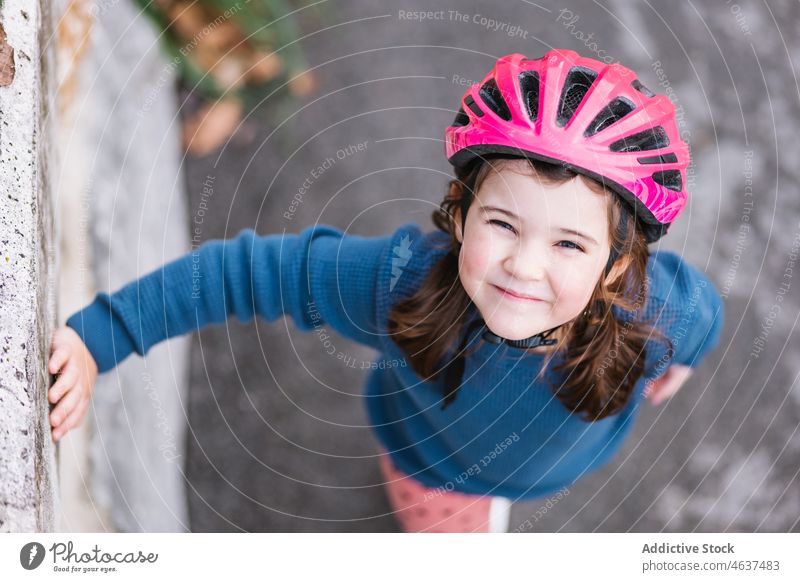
[492,285,544,302]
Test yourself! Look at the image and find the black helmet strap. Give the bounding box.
[441,316,560,410]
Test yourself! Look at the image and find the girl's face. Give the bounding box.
[455,160,613,342]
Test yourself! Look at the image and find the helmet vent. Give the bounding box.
[557,66,598,127]
[518,71,540,122]
[652,170,683,192]
[452,107,470,127]
[584,97,636,137]
[464,95,485,117]
[479,78,512,121]
[631,79,656,97]
[609,126,669,152]
[638,153,679,164]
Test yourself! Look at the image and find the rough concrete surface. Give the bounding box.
[0,0,58,532]
[127,0,799,532]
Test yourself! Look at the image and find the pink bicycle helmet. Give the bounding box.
[445,49,690,243]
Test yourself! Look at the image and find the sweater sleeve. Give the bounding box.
[66,224,393,373]
[643,250,725,375]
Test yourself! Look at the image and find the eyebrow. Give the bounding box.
[480,205,600,246]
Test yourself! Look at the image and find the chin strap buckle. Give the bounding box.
[481,325,559,349]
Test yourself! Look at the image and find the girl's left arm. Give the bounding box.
[646,251,726,372]
[641,251,725,404]
[670,262,725,369]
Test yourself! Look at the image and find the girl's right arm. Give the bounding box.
[49,223,400,439]
[65,223,395,373]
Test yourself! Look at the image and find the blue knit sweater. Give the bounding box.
[67,222,724,501]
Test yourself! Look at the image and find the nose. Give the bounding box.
[503,239,547,282]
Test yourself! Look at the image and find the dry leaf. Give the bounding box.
[57,0,94,116]
[191,40,221,71]
[0,23,16,87]
[169,2,242,52]
[202,20,242,51]
[183,98,242,156]
[209,49,250,91]
[288,70,315,97]
[191,42,248,92]
[167,2,207,41]
[247,51,283,83]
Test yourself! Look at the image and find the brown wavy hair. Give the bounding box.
[386,156,671,421]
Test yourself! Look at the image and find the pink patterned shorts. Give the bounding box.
[378,448,512,533]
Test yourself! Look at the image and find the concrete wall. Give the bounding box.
[0,0,190,533]
[0,0,59,532]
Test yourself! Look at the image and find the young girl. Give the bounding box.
[48,50,724,533]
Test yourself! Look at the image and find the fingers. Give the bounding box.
[50,380,82,430]
[650,386,670,406]
[649,365,693,405]
[654,378,683,404]
[48,327,95,443]
[52,398,88,442]
[49,363,78,404]
[49,347,70,375]
[645,377,663,403]
[49,327,79,374]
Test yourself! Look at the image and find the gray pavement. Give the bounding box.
[182,0,800,531]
